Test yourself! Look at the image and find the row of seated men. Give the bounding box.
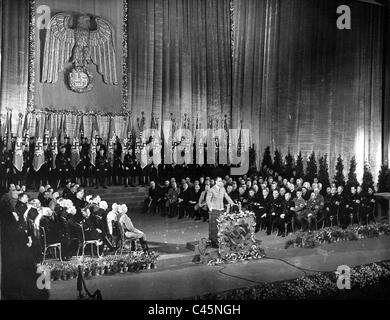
[0,183,149,262]
[0,137,233,192]
[143,175,377,236]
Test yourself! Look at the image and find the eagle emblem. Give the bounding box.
[41,13,118,92]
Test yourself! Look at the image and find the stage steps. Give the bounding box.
[84,186,147,209]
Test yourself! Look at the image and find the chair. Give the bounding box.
[77,223,103,258]
[40,226,62,264]
[114,221,140,256]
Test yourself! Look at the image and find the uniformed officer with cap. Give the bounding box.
[95,148,109,189]
[55,144,72,188]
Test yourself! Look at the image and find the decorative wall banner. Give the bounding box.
[27,0,37,113]
[121,0,129,112]
[41,13,118,90]
[32,0,125,112]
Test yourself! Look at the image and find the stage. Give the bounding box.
[48,209,390,300]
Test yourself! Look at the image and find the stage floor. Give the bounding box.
[50,234,390,300]
[47,210,390,300]
[130,210,292,254]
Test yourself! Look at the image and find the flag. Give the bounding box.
[22,112,30,152]
[58,114,67,144]
[43,113,50,145]
[71,115,81,169]
[6,110,12,152]
[79,115,84,139]
[2,111,7,147]
[89,115,99,166]
[107,116,116,167]
[149,112,161,166]
[2,112,11,146]
[51,114,59,169]
[122,114,129,141]
[33,114,45,171]
[13,114,24,172]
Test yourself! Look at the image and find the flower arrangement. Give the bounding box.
[57,198,76,215]
[86,195,101,205]
[206,210,265,265]
[193,261,390,300]
[42,251,160,282]
[285,223,390,249]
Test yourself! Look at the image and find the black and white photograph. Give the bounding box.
[0,0,390,309]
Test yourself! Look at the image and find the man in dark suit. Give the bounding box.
[178,182,192,219]
[143,181,160,214]
[268,190,284,235]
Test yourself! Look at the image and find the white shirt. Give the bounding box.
[106,210,118,235]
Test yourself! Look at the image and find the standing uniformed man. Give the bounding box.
[122,148,134,187]
[55,145,72,188]
[37,143,52,188]
[361,187,376,225]
[0,143,7,192]
[112,142,122,185]
[5,147,14,187]
[77,140,91,187]
[64,137,72,159]
[95,148,109,189]
[97,137,107,154]
[335,186,349,228]
[133,155,142,186]
[347,186,361,225]
[324,187,339,227]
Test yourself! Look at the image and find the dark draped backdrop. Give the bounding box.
[0,0,389,178]
[128,0,232,130]
[231,0,385,175]
[0,0,29,116]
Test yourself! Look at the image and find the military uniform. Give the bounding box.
[95,152,110,188]
[268,196,284,235]
[76,146,91,187]
[5,150,14,186]
[0,147,7,191]
[361,192,376,225]
[293,197,307,230]
[347,192,362,224]
[258,194,272,232]
[133,158,142,186]
[335,192,349,228]
[55,149,73,187]
[22,148,33,187]
[122,151,134,187]
[281,197,295,234]
[149,164,158,183]
[64,140,72,159]
[112,148,122,185]
[325,193,339,227]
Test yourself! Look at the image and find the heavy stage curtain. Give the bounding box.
[0,0,29,132]
[232,0,384,177]
[127,0,232,130]
[0,0,387,178]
